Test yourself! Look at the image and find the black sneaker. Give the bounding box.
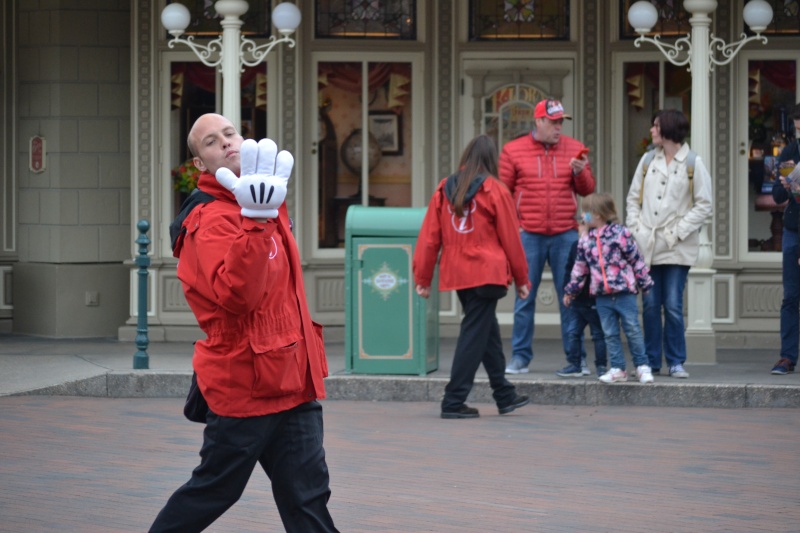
[441,405,480,419]
[498,395,530,415]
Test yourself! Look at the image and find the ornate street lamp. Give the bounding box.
[160,0,302,131]
[626,0,773,361]
[627,0,772,165]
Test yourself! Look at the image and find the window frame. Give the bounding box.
[736,49,800,264]
[467,0,572,42]
[157,50,279,258]
[307,51,426,260]
[314,0,418,40]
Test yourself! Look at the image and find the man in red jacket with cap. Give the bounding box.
[149,114,338,533]
[499,99,596,374]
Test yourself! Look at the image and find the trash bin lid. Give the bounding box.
[345,205,427,238]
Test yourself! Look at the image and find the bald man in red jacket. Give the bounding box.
[150,114,338,533]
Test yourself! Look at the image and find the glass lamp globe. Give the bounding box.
[627,1,658,34]
[743,0,774,32]
[272,2,302,35]
[161,3,191,36]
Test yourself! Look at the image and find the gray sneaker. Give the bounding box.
[669,364,689,378]
[505,358,529,374]
[580,357,591,376]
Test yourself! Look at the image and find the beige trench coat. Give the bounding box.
[625,144,713,267]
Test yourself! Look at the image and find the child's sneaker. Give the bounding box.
[636,364,654,384]
[599,368,627,383]
[669,364,690,378]
[556,364,584,378]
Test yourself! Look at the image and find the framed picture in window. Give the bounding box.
[368,111,402,155]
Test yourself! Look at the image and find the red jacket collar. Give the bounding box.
[196,171,236,203]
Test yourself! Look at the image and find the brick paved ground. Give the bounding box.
[1,397,799,532]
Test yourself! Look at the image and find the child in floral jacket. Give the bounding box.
[563,193,655,384]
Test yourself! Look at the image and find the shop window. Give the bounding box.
[481,83,547,150]
[469,0,570,40]
[164,0,272,37]
[620,61,691,216]
[167,61,267,216]
[619,0,691,40]
[315,0,416,39]
[745,60,797,252]
[316,61,413,248]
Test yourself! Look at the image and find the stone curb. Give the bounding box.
[324,376,800,409]
[8,372,800,409]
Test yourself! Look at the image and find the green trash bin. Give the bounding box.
[344,205,439,375]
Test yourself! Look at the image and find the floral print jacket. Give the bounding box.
[565,222,653,297]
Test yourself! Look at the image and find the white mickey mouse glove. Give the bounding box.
[215,138,293,220]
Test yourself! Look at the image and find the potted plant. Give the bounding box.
[172,158,201,193]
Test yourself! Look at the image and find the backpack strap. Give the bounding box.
[686,149,697,208]
[170,188,216,254]
[638,149,657,206]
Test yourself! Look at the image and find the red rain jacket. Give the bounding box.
[413,176,530,292]
[174,172,328,417]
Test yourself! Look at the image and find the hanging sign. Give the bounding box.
[30,135,46,173]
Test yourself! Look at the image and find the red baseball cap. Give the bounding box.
[534,99,572,120]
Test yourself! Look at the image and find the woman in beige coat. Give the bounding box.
[625,109,713,378]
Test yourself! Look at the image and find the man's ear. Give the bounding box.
[193,156,207,172]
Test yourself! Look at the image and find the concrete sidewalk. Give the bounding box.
[1,332,799,408]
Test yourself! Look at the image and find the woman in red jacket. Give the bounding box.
[413,135,532,419]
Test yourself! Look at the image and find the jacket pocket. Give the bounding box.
[250,330,308,398]
[312,321,329,378]
[663,218,681,249]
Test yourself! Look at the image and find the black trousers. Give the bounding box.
[150,400,338,533]
[442,285,517,411]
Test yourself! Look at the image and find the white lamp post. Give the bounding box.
[161,0,301,131]
[627,0,773,362]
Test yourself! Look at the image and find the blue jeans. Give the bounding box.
[511,229,577,365]
[780,228,800,364]
[642,264,690,369]
[596,293,648,371]
[564,299,607,369]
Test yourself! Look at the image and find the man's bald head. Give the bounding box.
[188,113,244,176]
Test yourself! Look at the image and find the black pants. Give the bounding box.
[442,285,517,411]
[150,400,338,533]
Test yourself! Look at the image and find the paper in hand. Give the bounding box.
[786,162,800,199]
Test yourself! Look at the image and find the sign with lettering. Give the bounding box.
[29,136,46,173]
